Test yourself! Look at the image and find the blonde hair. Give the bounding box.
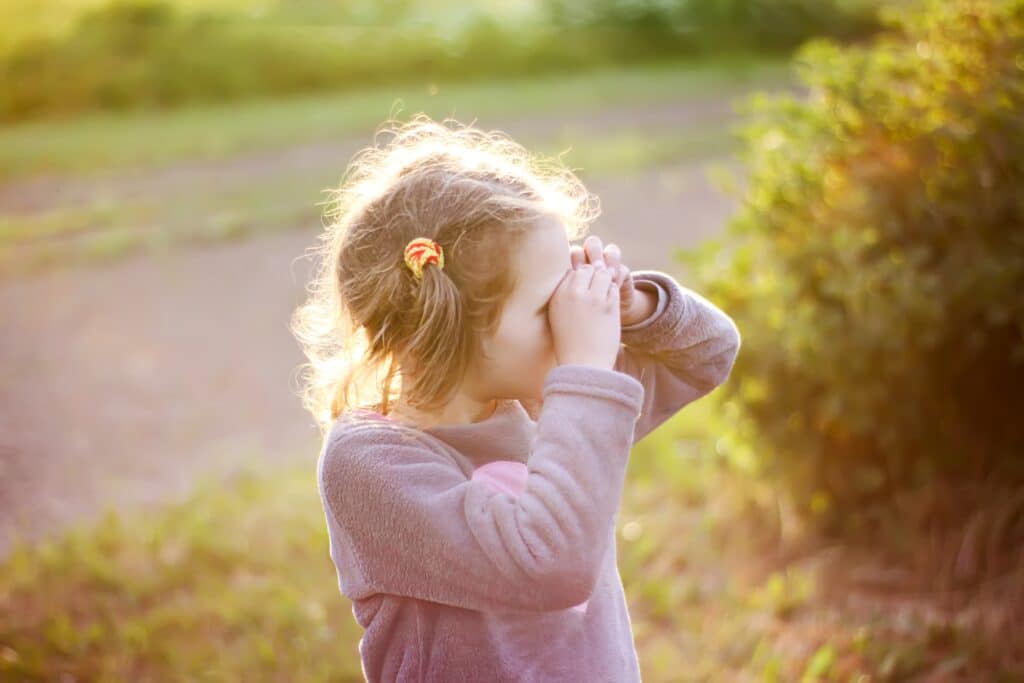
[290,114,598,437]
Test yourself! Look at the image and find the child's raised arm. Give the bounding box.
[318,364,644,614]
[614,269,741,444]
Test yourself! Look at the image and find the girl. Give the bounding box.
[291,114,741,682]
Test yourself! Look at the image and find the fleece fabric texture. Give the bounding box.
[316,270,741,682]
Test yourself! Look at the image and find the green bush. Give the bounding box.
[684,0,1024,530]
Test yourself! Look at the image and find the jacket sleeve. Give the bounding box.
[614,269,741,444]
[318,364,644,614]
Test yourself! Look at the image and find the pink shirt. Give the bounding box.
[317,270,740,682]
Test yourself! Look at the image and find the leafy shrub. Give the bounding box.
[684,0,1024,530]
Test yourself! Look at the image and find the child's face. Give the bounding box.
[472,214,572,402]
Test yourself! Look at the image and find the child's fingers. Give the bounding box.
[607,273,620,302]
[603,243,622,271]
[589,264,614,296]
[583,236,605,268]
[572,263,596,289]
[613,264,627,287]
[569,245,586,269]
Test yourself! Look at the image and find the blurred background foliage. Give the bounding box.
[685,0,1024,557]
[0,0,885,122]
[543,0,882,52]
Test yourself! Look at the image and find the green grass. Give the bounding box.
[0,463,367,682]
[0,56,792,180]
[0,57,785,278]
[0,122,742,277]
[0,390,998,681]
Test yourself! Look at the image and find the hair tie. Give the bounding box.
[403,237,445,281]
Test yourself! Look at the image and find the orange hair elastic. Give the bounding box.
[403,237,445,281]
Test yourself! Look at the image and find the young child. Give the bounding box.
[291,114,741,682]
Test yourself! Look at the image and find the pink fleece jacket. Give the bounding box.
[317,270,741,682]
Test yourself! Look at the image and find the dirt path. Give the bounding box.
[0,99,749,558]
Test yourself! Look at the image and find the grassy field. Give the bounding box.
[0,124,740,276]
[0,392,992,681]
[0,57,789,277]
[0,57,790,179]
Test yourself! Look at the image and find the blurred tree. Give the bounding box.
[264,0,416,26]
[541,0,882,54]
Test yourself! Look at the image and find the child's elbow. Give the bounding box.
[726,319,741,364]
[711,319,742,388]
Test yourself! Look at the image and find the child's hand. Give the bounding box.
[570,236,651,326]
[548,262,621,371]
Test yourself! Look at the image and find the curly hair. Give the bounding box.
[290,114,599,437]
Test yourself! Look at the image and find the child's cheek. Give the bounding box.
[471,460,590,614]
